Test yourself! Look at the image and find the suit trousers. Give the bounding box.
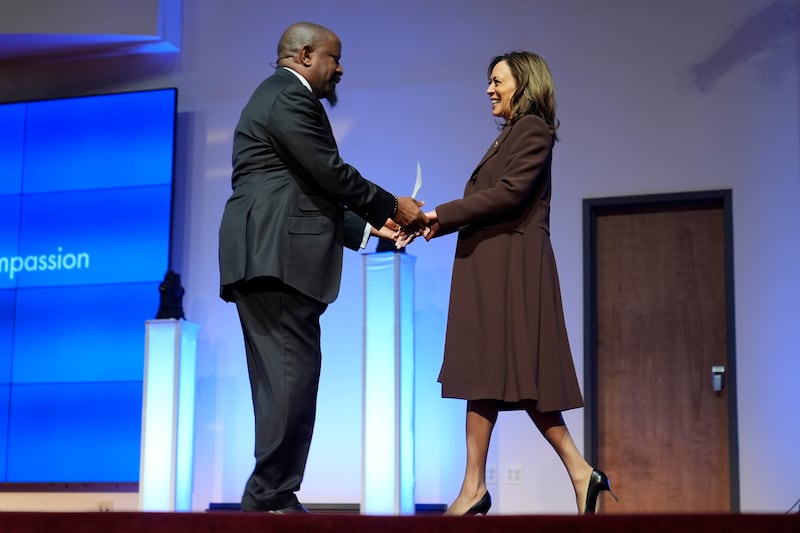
[232,277,328,511]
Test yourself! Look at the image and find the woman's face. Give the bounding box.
[486,60,517,120]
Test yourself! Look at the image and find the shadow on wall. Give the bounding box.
[689,0,799,92]
[0,44,181,102]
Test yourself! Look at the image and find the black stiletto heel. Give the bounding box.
[584,469,618,514]
[464,491,492,515]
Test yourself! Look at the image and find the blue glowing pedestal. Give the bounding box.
[139,319,199,511]
[361,252,415,515]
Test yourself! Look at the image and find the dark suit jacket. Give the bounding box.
[218,68,395,303]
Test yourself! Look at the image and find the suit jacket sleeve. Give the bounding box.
[435,115,552,231]
[343,210,369,251]
[269,85,395,229]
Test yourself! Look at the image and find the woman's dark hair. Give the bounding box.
[488,51,559,140]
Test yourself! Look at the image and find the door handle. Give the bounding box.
[711,365,726,392]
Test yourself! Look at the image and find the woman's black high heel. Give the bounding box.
[584,469,618,514]
[464,491,492,515]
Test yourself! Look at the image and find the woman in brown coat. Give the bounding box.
[422,51,616,515]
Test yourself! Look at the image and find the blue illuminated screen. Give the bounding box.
[0,88,176,482]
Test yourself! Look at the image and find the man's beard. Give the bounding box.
[324,77,339,107]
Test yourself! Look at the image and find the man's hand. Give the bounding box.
[394,209,439,248]
[392,196,428,232]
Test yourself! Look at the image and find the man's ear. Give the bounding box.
[299,45,314,66]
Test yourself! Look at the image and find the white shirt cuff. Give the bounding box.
[359,223,371,249]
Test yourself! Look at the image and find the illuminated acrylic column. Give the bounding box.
[361,252,415,515]
[139,319,199,511]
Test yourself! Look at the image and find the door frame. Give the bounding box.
[581,189,740,511]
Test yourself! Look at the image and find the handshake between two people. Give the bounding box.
[370,196,440,249]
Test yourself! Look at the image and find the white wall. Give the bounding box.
[0,0,797,514]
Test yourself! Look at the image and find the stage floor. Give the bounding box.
[0,510,798,533]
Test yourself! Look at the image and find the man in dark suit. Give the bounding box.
[218,21,427,513]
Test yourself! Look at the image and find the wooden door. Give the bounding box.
[584,191,738,513]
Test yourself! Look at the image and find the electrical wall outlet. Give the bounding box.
[486,464,497,484]
[96,501,113,512]
[504,464,523,485]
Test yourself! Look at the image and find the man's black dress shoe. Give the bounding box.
[267,503,310,514]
